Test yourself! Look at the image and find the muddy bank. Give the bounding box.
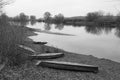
[26,43,120,80]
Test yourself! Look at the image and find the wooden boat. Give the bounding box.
[36,61,98,73]
[29,53,64,60]
[19,45,35,52]
[33,41,47,45]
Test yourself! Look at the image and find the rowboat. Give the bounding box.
[29,53,64,60]
[33,41,47,45]
[19,45,35,52]
[36,61,98,73]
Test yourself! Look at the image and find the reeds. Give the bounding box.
[0,16,30,66]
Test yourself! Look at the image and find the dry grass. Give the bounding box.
[0,17,32,66]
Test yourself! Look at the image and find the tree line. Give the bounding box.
[43,12,64,23]
[0,11,120,25]
[86,11,120,25]
[40,11,120,25]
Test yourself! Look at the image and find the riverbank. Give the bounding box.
[0,27,120,80]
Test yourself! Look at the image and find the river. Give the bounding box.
[27,22,120,62]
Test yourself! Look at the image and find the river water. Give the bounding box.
[27,22,120,62]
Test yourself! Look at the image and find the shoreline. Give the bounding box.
[28,27,120,63]
[0,27,120,80]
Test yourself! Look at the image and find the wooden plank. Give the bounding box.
[0,63,5,71]
[0,59,7,71]
[36,61,98,73]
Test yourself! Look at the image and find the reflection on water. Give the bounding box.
[55,24,64,30]
[44,23,64,31]
[28,22,120,62]
[115,27,120,38]
[85,25,115,36]
[30,21,36,26]
[44,23,51,31]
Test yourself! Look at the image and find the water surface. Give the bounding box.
[27,22,120,62]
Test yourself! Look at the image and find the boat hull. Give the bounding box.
[29,53,64,60]
[33,41,47,45]
[36,61,98,73]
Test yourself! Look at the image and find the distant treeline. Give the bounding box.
[0,13,37,22]
[0,11,120,26]
[37,11,120,26]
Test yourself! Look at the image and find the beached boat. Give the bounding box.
[29,53,64,60]
[33,41,47,45]
[36,61,98,73]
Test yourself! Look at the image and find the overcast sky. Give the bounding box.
[5,0,120,18]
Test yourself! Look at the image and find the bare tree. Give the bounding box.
[19,12,29,21]
[54,13,64,23]
[116,12,120,22]
[86,11,103,22]
[44,12,52,22]
[0,0,13,13]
